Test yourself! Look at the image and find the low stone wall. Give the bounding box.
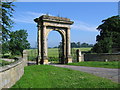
[0,50,28,89]
[84,53,120,61]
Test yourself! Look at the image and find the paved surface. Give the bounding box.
[51,64,120,83]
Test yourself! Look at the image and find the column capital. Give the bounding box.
[67,27,71,31]
[42,25,47,27]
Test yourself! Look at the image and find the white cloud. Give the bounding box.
[26,11,45,17]
[71,20,97,32]
[12,11,46,24]
[13,11,97,32]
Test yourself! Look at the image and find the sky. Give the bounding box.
[2,0,119,2]
[11,2,118,48]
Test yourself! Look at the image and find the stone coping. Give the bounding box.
[42,15,70,21]
[34,15,74,24]
[85,53,120,55]
[0,58,23,72]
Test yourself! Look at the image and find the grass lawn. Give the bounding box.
[67,61,119,69]
[0,59,12,66]
[11,65,119,88]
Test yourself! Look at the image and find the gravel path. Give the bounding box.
[51,64,120,83]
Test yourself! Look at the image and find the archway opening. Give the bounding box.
[47,30,63,64]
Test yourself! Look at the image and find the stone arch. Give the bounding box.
[34,15,74,64]
[46,28,65,63]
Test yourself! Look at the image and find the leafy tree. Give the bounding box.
[1,41,9,55]
[71,42,93,48]
[1,2,14,41]
[92,15,120,53]
[71,42,77,48]
[89,44,94,47]
[1,2,14,55]
[9,30,30,55]
[81,43,89,47]
[92,37,113,53]
[77,42,80,48]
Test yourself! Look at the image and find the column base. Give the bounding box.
[65,56,72,64]
[77,57,82,62]
[37,56,41,65]
[40,56,49,64]
[43,60,49,64]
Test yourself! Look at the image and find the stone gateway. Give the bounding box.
[34,15,74,64]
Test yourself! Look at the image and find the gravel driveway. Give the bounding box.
[51,64,120,83]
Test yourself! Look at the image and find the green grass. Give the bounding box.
[11,65,119,88]
[27,48,91,61]
[72,47,92,52]
[0,59,12,66]
[48,48,59,57]
[67,61,119,69]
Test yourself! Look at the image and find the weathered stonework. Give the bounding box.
[0,50,28,89]
[84,53,120,61]
[34,15,74,64]
[76,49,83,62]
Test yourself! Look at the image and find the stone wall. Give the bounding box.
[84,53,120,61]
[0,50,28,89]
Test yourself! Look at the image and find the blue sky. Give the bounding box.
[12,2,118,48]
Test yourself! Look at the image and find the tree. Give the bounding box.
[89,44,94,47]
[1,2,14,41]
[81,43,89,47]
[92,15,120,53]
[9,30,30,55]
[71,42,93,48]
[92,37,113,53]
[71,42,77,48]
[1,2,14,55]
[1,41,9,55]
[77,42,80,48]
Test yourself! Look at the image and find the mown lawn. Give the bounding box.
[67,61,119,69]
[11,65,119,88]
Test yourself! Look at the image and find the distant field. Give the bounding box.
[27,48,91,61]
[48,48,59,57]
[48,47,92,57]
[72,48,92,52]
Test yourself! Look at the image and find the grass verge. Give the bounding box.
[11,65,119,88]
[67,61,119,69]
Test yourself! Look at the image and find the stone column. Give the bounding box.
[41,25,48,64]
[76,49,82,62]
[37,24,41,65]
[66,28,72,63]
